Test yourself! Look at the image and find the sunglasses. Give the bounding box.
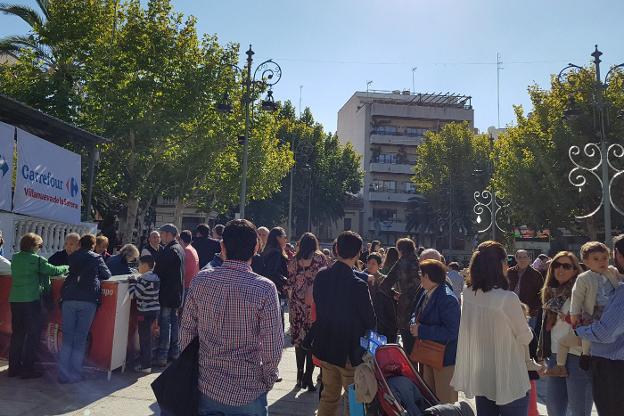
[552,261,575,271]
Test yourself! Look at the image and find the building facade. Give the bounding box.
[337,90,474,245]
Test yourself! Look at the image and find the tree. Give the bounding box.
[0,0,294,243]
[246,102,363,237]
[494,68,624,239]
[411,122,491,248]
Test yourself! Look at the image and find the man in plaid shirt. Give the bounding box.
[180,219,283,415]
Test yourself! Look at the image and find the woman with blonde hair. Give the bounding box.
[537,251,593,416]
[9,233,68,378]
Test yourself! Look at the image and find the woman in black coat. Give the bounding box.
[261,227,289,326]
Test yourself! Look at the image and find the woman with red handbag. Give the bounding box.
[407,259,460,404]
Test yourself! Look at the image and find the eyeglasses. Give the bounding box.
[552,261,575,271]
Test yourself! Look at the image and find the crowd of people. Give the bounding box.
[2,220,624,416]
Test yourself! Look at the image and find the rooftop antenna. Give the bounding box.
[411,67,417,94]
[299,85,303,117]
[497,52,503,128]
[366,80,373,94]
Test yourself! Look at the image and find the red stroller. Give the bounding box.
[372,344,474,416]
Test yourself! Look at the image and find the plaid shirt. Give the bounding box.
[180,260,283,406]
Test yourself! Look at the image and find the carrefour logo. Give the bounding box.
[22,164,65,191]
[0,153,8,177]
[66,177,79,197]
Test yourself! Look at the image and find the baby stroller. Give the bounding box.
[372,344,474,416]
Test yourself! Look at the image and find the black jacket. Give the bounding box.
[192,236,220,269]
[313,261,376,368]
[61,249,112,304]
[155,240,185,308]
[261,248,288,295]
[48,249,69,266]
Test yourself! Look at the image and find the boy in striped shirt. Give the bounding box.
[129,255,160,373]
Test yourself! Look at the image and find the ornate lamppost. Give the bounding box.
[219,45,282,219]
[473,134,507,241]
[558,45,624,246]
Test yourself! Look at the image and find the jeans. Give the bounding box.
[9,301,41,373]
[475,394,529,416]
[158,307,180,361]
[545,353,593,416]
[59,300,97,381]
[592,356,624,416]
[138,310,159,368]
[197,391,268,416]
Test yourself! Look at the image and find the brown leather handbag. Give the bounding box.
[410,339,446,369]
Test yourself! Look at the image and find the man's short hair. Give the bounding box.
[222,219,257,262]
[367,252,383,265]
[336,231,363,259]
[580,241,610,260]
[613,234,624,255]
[159,223,178,237]
[419,248,442,262]
[420,259,448,285]
[213,224,225,238]
[79,234,96,250]
[139,255,155,269]
[195,223,210,237]
[448,262,461,271]
[515,249,529,258]
[179,230,193,245]
[20,233,42,252]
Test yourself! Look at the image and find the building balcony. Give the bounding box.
[369,162,414,174]
[368,218,408,233]
[370,133,424,146]
[368,190,415,203]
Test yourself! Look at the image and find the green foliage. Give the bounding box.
[493,69,624,237]
[410,122,491,242]
[0,0,294,242]
[246,101,363,236]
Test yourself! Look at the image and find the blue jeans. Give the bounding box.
[475,394,529,416]
[197,391,268,416]
[158,307,180,361]
[59,300,97,381]
[546,353,593,416]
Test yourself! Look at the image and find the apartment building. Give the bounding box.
[337,90,474,245]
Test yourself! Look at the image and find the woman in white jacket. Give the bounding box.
[451,241,534,416]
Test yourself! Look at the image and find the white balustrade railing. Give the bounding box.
[0,212,97,260]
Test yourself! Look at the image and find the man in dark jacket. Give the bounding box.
[192,224,221,269]
[508,250,544,327]
[313,231,376,416]
[154,223,185,366]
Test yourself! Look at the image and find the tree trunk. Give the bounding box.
[123,196,140,245]
[174,198,185,230]
[584,217,598,241]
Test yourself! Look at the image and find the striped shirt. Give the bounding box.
[576,282,624,360]
[128,271,160,312]
[180,260,283,406]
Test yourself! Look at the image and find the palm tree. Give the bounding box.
[0,1,54,65]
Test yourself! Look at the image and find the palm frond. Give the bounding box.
[35,0,49,20]
[0,4,45,30]
[0,35,55,65]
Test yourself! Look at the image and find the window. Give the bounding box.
[404,182,416,193]
[378,153,397,164]
[370,180,396,192]
[406,127,428,137]
[344,218,352,231]
[384,180,396,192]
[372,209,398,221]
[373,126,398,136]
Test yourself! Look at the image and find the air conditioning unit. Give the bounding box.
[392,90,401,95]
[402,90,410,95]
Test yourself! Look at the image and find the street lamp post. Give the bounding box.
[473,134,506,240]
[559,45,624,246]
[219,45,282,219]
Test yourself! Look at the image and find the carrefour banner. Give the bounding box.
[13,129,81,224]
[0,122,15,212]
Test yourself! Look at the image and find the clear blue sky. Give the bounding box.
[3,0,624,133]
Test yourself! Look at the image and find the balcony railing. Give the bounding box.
[370,133,425,146]
[369,162,415,174]
[368,190,415,203]
[0,212,97,259]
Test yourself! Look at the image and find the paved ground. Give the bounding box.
[0,327,598,415]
